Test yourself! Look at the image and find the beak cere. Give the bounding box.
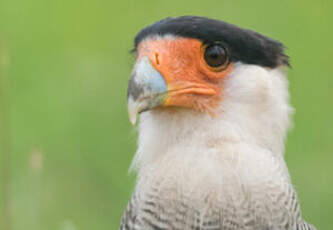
[127,56,167,124]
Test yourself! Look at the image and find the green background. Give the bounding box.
[0,0,332,229]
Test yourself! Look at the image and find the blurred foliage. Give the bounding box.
[0,0,332,229]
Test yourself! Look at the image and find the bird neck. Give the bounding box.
[131,65,292,172]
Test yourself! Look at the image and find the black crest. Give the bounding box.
[134,16,289,68]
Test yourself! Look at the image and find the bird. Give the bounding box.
[120,16,317,230]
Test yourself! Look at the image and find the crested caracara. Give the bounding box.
[121,16,316,230]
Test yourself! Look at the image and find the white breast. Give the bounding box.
[130,64,296,228]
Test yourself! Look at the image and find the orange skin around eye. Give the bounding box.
[137,38,234,113]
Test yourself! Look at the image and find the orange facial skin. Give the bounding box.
[137,37,233,114]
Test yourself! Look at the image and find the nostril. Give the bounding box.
[154,53,160,65]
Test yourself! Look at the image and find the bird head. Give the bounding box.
[127,16,289,124]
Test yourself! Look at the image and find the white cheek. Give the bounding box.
[224,63,272,105]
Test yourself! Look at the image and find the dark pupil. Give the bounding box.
[204,45,226,67]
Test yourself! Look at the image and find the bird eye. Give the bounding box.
[204,44,228,69]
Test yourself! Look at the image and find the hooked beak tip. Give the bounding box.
[129,113,137,125]
[127,96,138,125]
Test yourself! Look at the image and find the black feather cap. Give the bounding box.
[134,16,289,68]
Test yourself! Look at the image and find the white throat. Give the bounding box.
[131,63,293,174]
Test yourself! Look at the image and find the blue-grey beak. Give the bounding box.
[127,57,167,124]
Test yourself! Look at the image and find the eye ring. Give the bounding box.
[203,43,229,71]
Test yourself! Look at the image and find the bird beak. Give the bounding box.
[127,56,167,125]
